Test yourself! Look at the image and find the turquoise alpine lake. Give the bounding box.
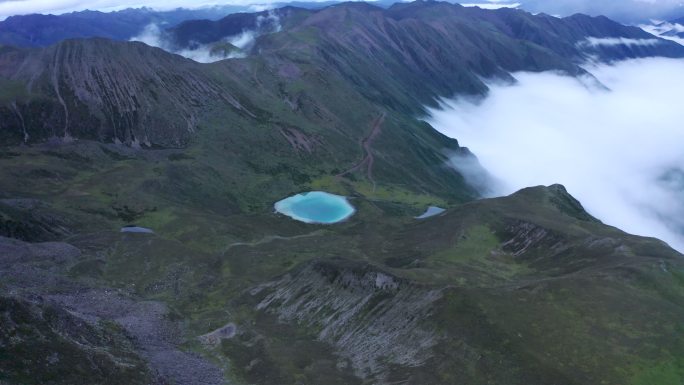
[415,206,446,219]
[274,191,356,224]
[121,226,154,234]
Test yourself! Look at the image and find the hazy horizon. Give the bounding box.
[1,0,683,22]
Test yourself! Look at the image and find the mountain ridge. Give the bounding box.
[3,2,682,149]
[0,6,246,47]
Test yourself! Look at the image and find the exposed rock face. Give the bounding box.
[0,39,251,147]
[502,221,555,257]
[252,259,443,381]
[278,126,321,154]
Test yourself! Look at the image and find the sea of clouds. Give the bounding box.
[426,57,684,251]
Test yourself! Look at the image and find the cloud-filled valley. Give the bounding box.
[427,57,684,251]
[129,11,280,63]
[130,23,249,63]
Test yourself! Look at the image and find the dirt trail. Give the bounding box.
[223,230,326,254]
[337,112,386,190]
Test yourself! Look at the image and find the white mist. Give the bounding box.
[427,58,684,251]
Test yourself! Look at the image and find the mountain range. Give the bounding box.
[1,2,683,384]
[0,1,402,48]
[661,17,684,40]
[0,7,246,47]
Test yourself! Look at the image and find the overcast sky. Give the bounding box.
[523,0,684,22]
[0,0,281,19]
[1,0,684,22]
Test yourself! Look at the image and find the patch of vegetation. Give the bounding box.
[433,224,499,263]
[630,359,684,385]
[0,79,30,103]
[168,152,195,161]
[310,175,448,208]
[220,310,361,385]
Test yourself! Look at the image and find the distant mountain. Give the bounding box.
[637,18,684,45]
[664,17,684,39]
[519,0,684,24]
[0,1,406,48]
[166,2,684,109]
[166,8,303,49]
[173,2,684,60]
[661,28,684,40]
[0,6,247,47]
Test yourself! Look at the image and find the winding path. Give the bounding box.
[337,111,386,190]
[222,230,326,254]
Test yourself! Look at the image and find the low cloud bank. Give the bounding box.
[578,37,662,48]
[640,21,684,46]
[130,11,281,63]
[426,58,684,251]
[130,24,245,63]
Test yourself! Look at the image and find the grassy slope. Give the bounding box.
[2,139,683,384]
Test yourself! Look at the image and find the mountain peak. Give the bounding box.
[510,184,599,223]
